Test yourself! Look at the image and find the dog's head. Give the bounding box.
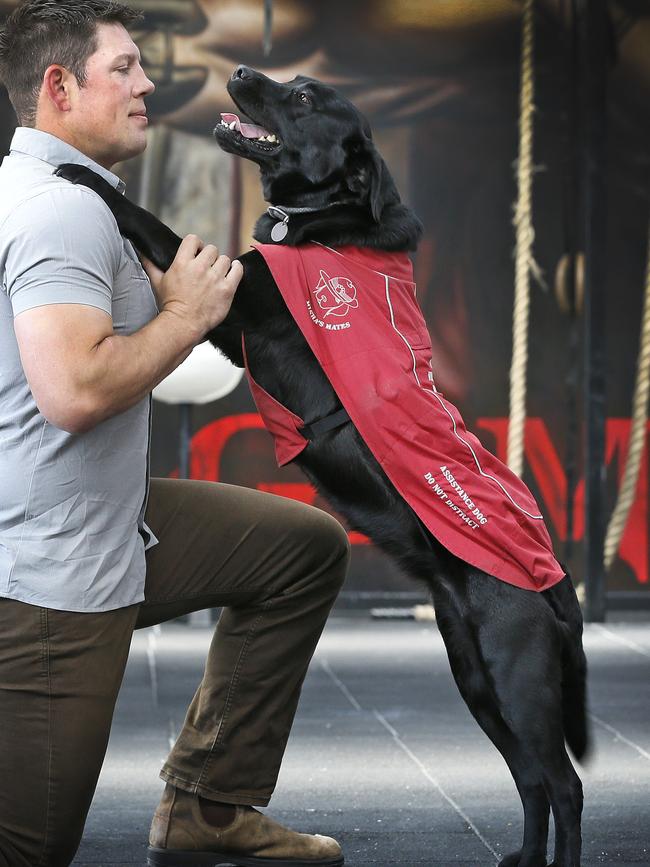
[214,66,395,222]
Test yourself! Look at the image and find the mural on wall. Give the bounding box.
[1,0,648,595]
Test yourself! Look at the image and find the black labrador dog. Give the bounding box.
[57,65,589,867]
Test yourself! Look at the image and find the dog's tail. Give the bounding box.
[543,572,591,762]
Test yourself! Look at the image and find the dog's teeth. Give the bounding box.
[258,135,267,141]
[267,134,277,143]
[229,121,236,130]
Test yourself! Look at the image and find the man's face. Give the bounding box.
[63,23,155,169]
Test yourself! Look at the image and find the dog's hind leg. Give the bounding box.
[535,736,583,867]
[466,707,550,867]
[431,580,551,867]
[479,599,583,866]
[499,684,582,866]
[458,580,583,867]
[474,725,550,867]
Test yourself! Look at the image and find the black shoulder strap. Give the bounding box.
[299,407,350,441]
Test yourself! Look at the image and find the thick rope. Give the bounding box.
[507,0,536,477]
[604,221,650,569]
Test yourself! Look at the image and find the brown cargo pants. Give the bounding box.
[0,478,350,867]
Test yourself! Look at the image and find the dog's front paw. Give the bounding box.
[55,163,110,193]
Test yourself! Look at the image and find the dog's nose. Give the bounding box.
[232,65,252,81]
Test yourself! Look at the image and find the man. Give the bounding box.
[0,2,349,866]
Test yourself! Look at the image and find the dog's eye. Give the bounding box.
[298,92,312,105]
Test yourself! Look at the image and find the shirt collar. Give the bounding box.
[9,127,126,194]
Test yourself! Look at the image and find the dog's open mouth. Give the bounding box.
[217,113,281,152]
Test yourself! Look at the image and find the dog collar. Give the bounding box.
[267,202,348,242]
[267,205,319,242]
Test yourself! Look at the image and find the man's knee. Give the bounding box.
[307,510,351,593]
[328,515,352,576]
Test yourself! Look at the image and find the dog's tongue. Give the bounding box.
[221,113,271,139]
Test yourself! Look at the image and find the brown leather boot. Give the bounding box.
[148,784,344,866]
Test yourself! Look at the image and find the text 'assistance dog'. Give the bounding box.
[57,65,590,867]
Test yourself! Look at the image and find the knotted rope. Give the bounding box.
[508,0,541,476]
[604,221,650,569]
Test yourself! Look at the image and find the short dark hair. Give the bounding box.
[0,0,143,126]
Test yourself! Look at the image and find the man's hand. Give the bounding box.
[141,234,243,341]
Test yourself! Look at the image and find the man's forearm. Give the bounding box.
[79,309,202,431]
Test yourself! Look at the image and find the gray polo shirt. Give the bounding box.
[0,128,159,612]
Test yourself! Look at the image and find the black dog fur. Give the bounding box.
[57,65,589,867]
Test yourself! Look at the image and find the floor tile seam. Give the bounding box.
[146,624,161,708]
[588,712,650,762]
[372,710,500,863]
[589,624,650,659]
[318,658,500,865]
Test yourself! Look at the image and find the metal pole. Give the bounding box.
[579,0,609,622]
[228,154,242,260]
[263,0,274,56]
[179,402,192,479]
[179,403,212,626]
[561,0,581,568]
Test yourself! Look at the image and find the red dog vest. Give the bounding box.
[244,242,565,593]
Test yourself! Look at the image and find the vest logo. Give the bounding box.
[313,270,359,319]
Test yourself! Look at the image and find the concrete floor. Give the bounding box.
[72,616,650,867]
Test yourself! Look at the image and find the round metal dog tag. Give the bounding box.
[271,221,288,242]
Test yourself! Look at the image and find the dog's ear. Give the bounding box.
[347,143,385,223]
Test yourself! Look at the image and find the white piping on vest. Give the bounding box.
[383,275,427,391]
[383,275,544,521]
